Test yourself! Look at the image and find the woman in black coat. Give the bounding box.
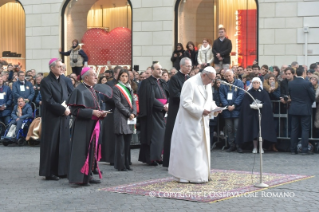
[184,41,198,67]
[113,69,137,171]
[171,43,185,70]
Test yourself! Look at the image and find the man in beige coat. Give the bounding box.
[168,66,219,183]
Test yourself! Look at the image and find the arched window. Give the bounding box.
[61,0,132,74]
[0,1,25,70]
[175,0,258,68]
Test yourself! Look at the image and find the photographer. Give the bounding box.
[59,39,88,76]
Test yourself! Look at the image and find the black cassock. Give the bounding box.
[163,71,189,167]
[236,88,277,145]
[39,72,70,177]
[100,79,116,164]
[67,83,110,184]
[138,76,169,164]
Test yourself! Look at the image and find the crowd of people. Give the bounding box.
[0,26,317,186]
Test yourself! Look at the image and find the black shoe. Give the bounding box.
[110,162,114,166]
[156,160,163,165]
[126,167,133,171]
[237,147,243,153]
[226,145,236,152]
[148,161,158,166]
[92,170,103,175]
[76,183,90,186]
[89,179,101,184]
[58,175,67,178]
[45,175,59,181]
[118,168,128,171]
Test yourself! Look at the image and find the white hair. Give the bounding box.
[180,57,192,66]
[49,59,61,71]
[224,69,234,75]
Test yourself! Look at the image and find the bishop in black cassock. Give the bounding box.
[138,63,169,166]
[163,58,191,167]
[39,58,70,181]
[67,67,110,186]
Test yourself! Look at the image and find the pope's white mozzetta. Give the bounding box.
[168,67,218,183]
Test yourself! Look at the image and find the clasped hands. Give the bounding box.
[93,110,108,118]
[216,53,223,61]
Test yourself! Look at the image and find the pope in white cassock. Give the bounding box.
[168,66,219,183]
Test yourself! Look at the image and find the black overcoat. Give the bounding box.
[39,72,70,177]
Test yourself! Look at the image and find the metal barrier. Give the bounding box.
[271,100,318,140]
[211,100,319,149]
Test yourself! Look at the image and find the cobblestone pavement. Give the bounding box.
[0,144,318,212]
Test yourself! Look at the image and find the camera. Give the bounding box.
[284,95,289,101]
[72,59,78,63]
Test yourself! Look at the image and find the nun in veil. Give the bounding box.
[236,77,277,153]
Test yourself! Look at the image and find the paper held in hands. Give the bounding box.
[211,106,227,113]
[127,118,137,125]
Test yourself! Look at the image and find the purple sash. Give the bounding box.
[157,99,167,105]
[80,115,102,179]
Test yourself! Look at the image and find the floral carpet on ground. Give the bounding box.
[100,169,313,203]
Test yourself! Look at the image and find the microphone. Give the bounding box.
[220,80,229,85]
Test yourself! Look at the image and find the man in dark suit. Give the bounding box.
[288,67,315,155]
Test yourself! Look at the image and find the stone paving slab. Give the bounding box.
[0,144,318,211]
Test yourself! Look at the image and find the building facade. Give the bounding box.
[2,0,319,72]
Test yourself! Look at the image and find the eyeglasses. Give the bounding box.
[205,74,215,82]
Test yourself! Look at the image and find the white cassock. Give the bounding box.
[168,73,218,183]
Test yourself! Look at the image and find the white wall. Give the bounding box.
[20,0,319,72]
[131,0,175,71]
[259,0,319,67]
[21,0,64,72]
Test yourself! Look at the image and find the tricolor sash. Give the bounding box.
[115,83,132,108]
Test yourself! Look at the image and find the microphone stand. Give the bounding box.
[220,81,269,188]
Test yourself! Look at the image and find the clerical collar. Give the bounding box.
[178,70,187,76]
[83,82,93,88]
